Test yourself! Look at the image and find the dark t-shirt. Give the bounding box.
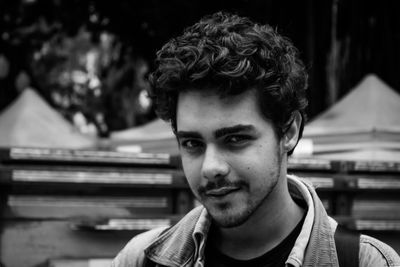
[204,202,306,267]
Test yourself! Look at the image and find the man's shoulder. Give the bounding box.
[112,227,168,267]
[359,234,400,267]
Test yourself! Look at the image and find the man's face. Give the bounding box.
[176,89,286,228]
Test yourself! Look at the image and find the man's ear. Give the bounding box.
[283,111,302,153]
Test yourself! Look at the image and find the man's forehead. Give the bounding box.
[177,88,258,109]
[177,91,249,118]
[176,124,257,140]
[176,89,265,132]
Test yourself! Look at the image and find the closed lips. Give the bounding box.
[206,187,240,196]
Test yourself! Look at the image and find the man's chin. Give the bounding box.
[209,208,252,228]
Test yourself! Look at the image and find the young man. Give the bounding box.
[113,12,400,267]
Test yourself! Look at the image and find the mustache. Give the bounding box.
[198,180,247,195]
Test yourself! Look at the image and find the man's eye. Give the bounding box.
[181,140,204,150]
[225,135,250,144]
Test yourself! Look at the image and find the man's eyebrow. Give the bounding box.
[175,131,202,139]
[214,124,255,139]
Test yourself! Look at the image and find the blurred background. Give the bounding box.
[2,0,400,135]
[1,0,400,266]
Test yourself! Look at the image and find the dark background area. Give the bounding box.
[1,0,400,132]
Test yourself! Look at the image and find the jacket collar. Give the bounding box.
[296,177,339,266]
[144,206,210,266]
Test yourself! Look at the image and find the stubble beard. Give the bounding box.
[204,155,283,228]
[211,172,280,228]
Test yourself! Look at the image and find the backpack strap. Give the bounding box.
[334,224,360,267]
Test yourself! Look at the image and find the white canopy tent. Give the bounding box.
[295,74,400,161]
[109,118,178,154]
[0,88,95,149]
[111,118,174,141]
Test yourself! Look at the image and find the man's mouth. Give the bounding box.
[205,186,240,197]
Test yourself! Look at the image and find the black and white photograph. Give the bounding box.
[1,1,400,266]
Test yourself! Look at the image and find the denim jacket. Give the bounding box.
[112,175,400,267]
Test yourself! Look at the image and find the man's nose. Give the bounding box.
[201,145,230,180]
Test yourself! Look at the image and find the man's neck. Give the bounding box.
[211,177,305,260]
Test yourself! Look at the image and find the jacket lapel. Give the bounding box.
[144,206,208,267]
[301,181,339,266]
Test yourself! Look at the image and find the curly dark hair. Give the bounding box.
[149,12,308,154]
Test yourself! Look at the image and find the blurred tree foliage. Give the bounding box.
[0,0,155,136]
